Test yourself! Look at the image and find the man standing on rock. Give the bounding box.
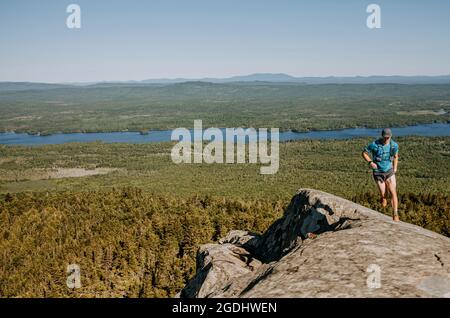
[362,128,400,221]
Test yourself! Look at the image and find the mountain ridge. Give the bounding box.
[141,73,450,85]
[2,73,450,91]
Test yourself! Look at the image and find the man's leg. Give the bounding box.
[375,179,387,207]
[386,174,399,221]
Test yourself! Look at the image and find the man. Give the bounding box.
[362,128,400,221]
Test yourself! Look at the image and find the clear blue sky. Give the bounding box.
[1,0,449,82]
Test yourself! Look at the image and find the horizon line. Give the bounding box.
[2,73,450,85]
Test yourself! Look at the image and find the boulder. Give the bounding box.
[179,189,450,298]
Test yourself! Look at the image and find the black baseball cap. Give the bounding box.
[382,128,392,137]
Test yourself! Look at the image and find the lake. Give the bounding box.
[0,123,449,146]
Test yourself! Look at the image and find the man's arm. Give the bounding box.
[393,153,399,173]
[362,151,377,169]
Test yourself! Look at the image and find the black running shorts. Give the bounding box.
[373,169,394,183]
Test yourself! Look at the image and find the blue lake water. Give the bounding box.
[0,123,448,146]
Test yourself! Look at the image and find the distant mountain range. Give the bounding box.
[138,73,450,84]
[2,73,450,91]
[139,73,299,84]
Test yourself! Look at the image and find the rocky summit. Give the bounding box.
[179,189,450,298]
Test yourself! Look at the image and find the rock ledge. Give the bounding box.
[179,189,450,298]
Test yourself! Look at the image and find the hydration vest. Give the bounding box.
[374,139,396,163]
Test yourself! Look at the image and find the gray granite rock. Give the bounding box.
[179,189,450,298]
